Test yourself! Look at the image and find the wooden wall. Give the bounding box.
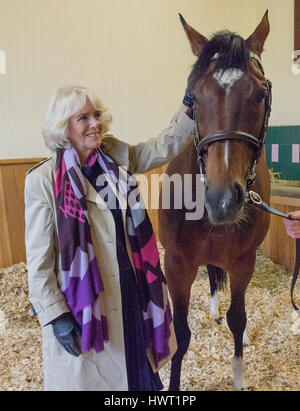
[0,159,299,274]
[260,195,300,273]
[0,158,43,268]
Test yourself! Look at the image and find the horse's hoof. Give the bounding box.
[233,379,250,391]
[232,356,248,390]
[234,383,253,391]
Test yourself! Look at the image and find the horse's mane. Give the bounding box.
[189,31,250,88]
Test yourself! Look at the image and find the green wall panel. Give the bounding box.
[265,126,300,180]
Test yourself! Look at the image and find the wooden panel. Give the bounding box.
[0,158,43,165]
[1,165,24,263]
[0,170,12,267]
[14,164,33,235]
[260,195,299,272]
[0,159,43,268]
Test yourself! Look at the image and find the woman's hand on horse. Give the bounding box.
[182,88,194,108]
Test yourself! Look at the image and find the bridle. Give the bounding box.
[191,53,300,315]
[192,51,272,190]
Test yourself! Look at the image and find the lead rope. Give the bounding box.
[246,191,300,315]
[291,238,300,314]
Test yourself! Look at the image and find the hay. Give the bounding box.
[0,263,42,391]
[269,169,282,184]
[0,247,299,391]
[269,169,300,187]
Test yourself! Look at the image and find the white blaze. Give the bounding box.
[224,141,229,169]
[213,69,243,169]
[213,68,243,94]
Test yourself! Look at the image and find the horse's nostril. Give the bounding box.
[235,183,245,206]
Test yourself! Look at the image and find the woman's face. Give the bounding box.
[68,99,102,163]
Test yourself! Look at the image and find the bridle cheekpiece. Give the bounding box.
[192,51,272,189]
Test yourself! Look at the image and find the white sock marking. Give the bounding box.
[232,356,248,390]
[210,293,220,320]
[224,141,229,169]
[243,328,251,346]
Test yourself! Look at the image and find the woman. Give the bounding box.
[25,85,195,391]
[284,211,300,239]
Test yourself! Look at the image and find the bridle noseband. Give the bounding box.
[192,51,272,189]
[191,54,300,315]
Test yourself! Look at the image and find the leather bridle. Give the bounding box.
[191,52,299,315]
[192,51,272,189]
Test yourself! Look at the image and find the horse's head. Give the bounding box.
[181,12,271,226]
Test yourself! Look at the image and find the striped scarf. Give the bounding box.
[55,146,172,366]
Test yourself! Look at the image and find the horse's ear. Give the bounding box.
[179,13,208,57]
[246,10,270,56]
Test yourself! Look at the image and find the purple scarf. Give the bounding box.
[55,146,172,366]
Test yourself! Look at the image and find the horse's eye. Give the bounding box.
[256,90,266,103]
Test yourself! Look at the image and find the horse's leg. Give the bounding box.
[164,250,198,391]
[226,253,255,390]
[207,265,227,322]
[206,265,252,344]
[242,326,251,347]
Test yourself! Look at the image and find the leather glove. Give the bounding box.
[51,313,81,357]
[182,72,195,108]
[182,88,194,108]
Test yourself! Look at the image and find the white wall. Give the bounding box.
[0,0,298,159]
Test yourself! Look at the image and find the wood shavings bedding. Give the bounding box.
[0,248,299,391]
[0,263,42,391]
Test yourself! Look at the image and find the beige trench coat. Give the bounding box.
[25,110,195,391]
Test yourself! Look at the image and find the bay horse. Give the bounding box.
[158,12,272,390]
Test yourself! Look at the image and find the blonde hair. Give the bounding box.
[42,86,112,150]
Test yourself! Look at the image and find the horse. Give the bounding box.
[158,11,272,390]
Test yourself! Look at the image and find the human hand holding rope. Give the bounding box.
[284,211,300,239]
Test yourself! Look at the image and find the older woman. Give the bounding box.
[25,85,195,391]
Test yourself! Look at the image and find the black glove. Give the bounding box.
[182,88,194,108]
[51,313,81,357]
